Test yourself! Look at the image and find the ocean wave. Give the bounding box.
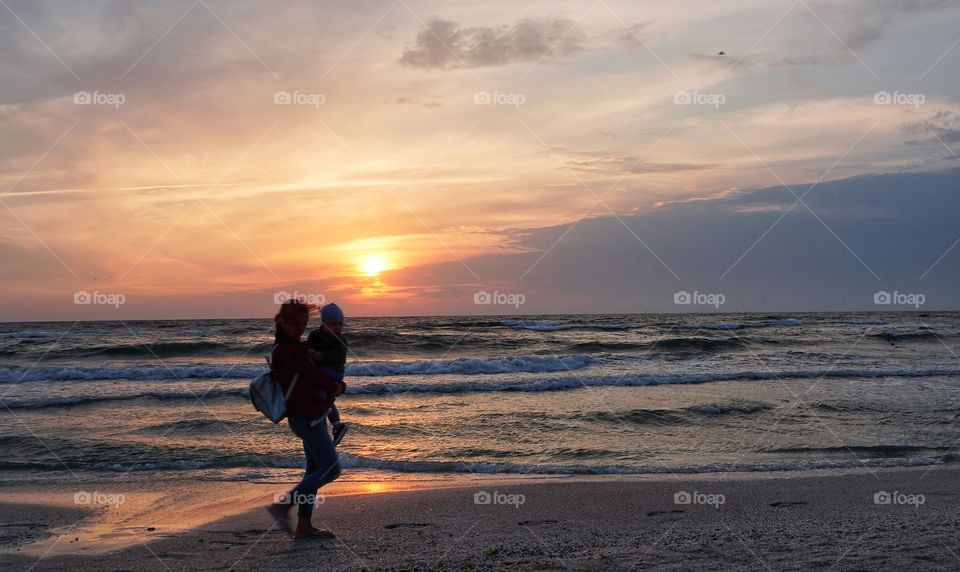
[581,403,773,425]
[339,454,944,475]
[567,336,748,353]
[583,409,687,425]
[500,320,634,332]
[653,336,749,351]
[42,453,946,476]
[478,402,774,428]
[7,367,960,409]
[808,401,888,413]
[347,331,528,351]
[685,403,773,415]
[350,354,596,376]
[420,319,509,329]
[0,364,265,383]
[871,331,949,342]
[766,445,952,458]
[591,324,633,331]
[133,418,243,435]
[0,354,600,384]
[566,342,649,352]
[77,340,260,358]
[501,320,570,332]
[86,456,304,473]
[2,388,245,409]
[346,367,960,395]
[0,331,71,339]
[663,318,802,331]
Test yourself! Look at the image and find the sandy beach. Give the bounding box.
[1,465,958,571]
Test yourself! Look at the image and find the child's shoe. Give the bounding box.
[332,422,348,446]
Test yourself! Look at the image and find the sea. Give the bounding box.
[1,312,959,484]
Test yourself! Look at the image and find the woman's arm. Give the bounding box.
[293,349,344,395]
[275,344,344,396]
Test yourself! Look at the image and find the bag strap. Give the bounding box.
[283,373,299,403]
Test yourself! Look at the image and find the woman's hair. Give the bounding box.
[273,300,313,344]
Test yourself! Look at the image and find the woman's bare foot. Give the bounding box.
[294,517,336,539]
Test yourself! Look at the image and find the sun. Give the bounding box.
[358,254,390,277]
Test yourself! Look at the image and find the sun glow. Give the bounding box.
[359,255,390,277]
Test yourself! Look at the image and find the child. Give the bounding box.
[305,303,349,445]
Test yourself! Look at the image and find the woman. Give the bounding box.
[266,300,346,539]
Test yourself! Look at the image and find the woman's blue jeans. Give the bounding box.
[287,416,341,518]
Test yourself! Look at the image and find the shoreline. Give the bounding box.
[2,464,958,570]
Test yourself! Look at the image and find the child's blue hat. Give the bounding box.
[321,303,344,324]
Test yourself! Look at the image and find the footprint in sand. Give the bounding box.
[646,510,685,516]
[384,522,432,529]
[769,501,807,508]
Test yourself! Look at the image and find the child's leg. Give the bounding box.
[327,403,348,446]
[327,403,341,426]
[310,390,332,428]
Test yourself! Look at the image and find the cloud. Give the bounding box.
[398,17,584,69]
[900,110,960,145]
[566,151,715,175]
[687,0,960,74]
[393,97,443,109]
[406,167,960,313]
[651,188,741,208]
[613,22,652,50]
[834,0,956,50]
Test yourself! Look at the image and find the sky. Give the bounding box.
[1,0,958,320]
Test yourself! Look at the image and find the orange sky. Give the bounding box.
[1,0,958,319]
